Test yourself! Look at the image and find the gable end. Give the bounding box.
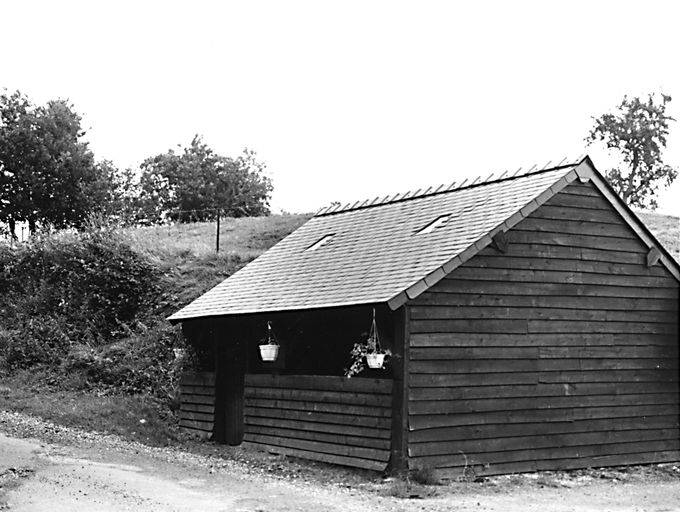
[390,159,680,310]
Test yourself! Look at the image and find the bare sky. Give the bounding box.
[2,0,679,216]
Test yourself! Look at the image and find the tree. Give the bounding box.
[87,160,140,225]
[138,135,273,222]
[586,93,678,209]
[0,90,107,234]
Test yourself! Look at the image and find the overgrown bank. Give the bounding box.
[0,215,309,418]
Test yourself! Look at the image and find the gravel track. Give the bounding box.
[1,410,679,511]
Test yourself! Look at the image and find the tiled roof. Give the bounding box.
[169,157,596,322]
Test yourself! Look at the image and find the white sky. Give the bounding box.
[2,0,680,216]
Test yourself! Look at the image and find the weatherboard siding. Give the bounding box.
[242,374,393,471]
[179,372,216,438]
[406,181,680,476]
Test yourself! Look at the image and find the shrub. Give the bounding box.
[0,228,167,392]
[7,230,160,339]
[0,315,73,369]
[60,321,185,397]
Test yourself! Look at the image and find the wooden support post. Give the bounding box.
[224,340,245,445]
[212,321,246,445]
[216,209,221,254]
[213,333,227,444]
[387,306,409,474]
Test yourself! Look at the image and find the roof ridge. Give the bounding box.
[315,155,586,217]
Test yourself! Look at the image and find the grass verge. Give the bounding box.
[0,372,178,447]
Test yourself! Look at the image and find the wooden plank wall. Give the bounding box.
[179,372,216,438]
[407,181,680,476]
[243,374,393,471]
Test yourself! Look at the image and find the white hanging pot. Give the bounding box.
[259,344,279,362]
[259,320,279,362]
[366,352,385,369]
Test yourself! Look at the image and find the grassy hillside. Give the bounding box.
[122,214,312,316]
[636,211,680,260]
[124,214,311,262]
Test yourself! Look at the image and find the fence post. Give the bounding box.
[216,209,220,253]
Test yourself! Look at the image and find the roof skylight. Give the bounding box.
[306,234,334,251]
[416,215,450,235]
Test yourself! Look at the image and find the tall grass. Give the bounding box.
[121,214,311,267]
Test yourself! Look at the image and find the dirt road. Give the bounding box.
[1,431,386,512]
[1,411,679,511]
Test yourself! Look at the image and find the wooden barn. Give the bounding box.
[169,156,680,477]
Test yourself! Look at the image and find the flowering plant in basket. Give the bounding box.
[344,309,391,378]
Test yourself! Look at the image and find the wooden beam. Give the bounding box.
[212,319,246,446]
[387,306,410,474]
[388,292,408,311]
[213,326,227,444]
[492,231,509,253]
[406,279,428,300]
[647,247,661,267]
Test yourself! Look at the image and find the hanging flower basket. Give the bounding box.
[259,321,280,362]
[366,352,386,369]
[345,308,391,377]
[364,308,388,369]
[259,344,279,362]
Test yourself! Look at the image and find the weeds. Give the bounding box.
[411,466,441,486]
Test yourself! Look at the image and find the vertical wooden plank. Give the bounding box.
[213,326,227,444]
[387,306,409,473]
[213,320,247,446]
[226,335,246,446]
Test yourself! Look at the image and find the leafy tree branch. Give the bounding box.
[586,93,678,209]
